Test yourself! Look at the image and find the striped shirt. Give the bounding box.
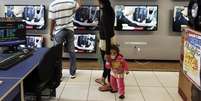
[49,0,77,32]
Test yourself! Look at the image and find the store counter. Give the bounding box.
[178,28,201,101]
[0,48,49,101]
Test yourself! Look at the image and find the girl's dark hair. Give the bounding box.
[111,45,120,53]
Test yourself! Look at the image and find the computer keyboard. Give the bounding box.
[0,49,34,70]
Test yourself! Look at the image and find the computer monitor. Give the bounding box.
[0,21,26,46]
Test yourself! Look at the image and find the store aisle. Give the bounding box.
[42,70,182,101]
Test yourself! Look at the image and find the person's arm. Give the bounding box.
[75,1,80,10]
[48,4,56,41]
[122,58,129,74]
[105,61,112,69]
[48,19,55,40]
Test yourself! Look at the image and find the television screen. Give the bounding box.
[173,6,189,32]
[115,5,158,31]
[5,5,46,30]
[74,34,96,53]
[0,21,26,46]
[73,5,100,30]
[26,35,43,48]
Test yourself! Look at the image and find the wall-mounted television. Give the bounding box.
[74,34,96,53]
[26,35,43,48]
[115,5,158,31]
[5,5,46,30]
[73,5,100,30]
[173,6,189,32]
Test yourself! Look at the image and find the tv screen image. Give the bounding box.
[5,5,46,30]
[73,5,100,30]
[26,35,43,48]
[115,5,158,31]
[74,34,96,53]
[173,6,189,32]
[0,21,26,46]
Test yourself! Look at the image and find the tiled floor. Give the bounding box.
[43,69,183,101]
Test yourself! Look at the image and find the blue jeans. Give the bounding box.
[69,51,76,75]
[54,28,77,76]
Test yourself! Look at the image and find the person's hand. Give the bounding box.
[50,34,54,41]
[125,71,129,75]
[106,54,111,62]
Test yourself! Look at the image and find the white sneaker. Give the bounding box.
[70,75,76,79]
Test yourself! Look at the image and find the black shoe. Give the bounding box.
[119,95,125,99]
[110,90,118,93]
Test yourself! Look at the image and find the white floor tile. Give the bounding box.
[67,70,91,84]
[166,87,183,101]
[91,70,104,86]
[140,87,173,101]
[60,76,69,86]
[56,85,65,98]
[124,72,138,87]
[90,70,138,87]
[115,87,145,101]
[58,70,181,101]
[154,72,179,87]
[134,71,162,87]
[60,85,89,101]
[62,69,70,77]
[87,85,115,101]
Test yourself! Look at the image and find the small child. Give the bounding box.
[105,45,128,99]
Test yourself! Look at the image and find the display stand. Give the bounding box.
[178,28,201,101]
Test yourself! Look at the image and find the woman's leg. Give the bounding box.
[100,50,111,83]
[95,49,106,85]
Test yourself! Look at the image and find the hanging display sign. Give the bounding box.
[183,28,201,88]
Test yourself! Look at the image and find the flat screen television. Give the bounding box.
[26,35,43,48]
[5,5,46,30]
[115,5,158,31]
[73,5,100,30]
[173,6,189,32]
[0,21,26,46]
[74,34,96,53]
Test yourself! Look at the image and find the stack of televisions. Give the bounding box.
[1,3,194,52]
[73,5,159,53]
[3,5,46,48]
[73,5,99,53]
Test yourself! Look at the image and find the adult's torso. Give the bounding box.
[49,0,76,31]
[99,7,115,39]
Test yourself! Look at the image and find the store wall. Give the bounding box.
[0,0,189,60]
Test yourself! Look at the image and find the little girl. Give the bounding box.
[105,45,128,99]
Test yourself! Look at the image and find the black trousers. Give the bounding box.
[100,50,111,83]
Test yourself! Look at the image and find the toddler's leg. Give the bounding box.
[117,78,125,96]
[110,75,118,92]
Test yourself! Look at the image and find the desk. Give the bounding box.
[0,48,49,101]
[0,78,20,101]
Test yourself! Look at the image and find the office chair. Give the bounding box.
[24,44,62,101]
